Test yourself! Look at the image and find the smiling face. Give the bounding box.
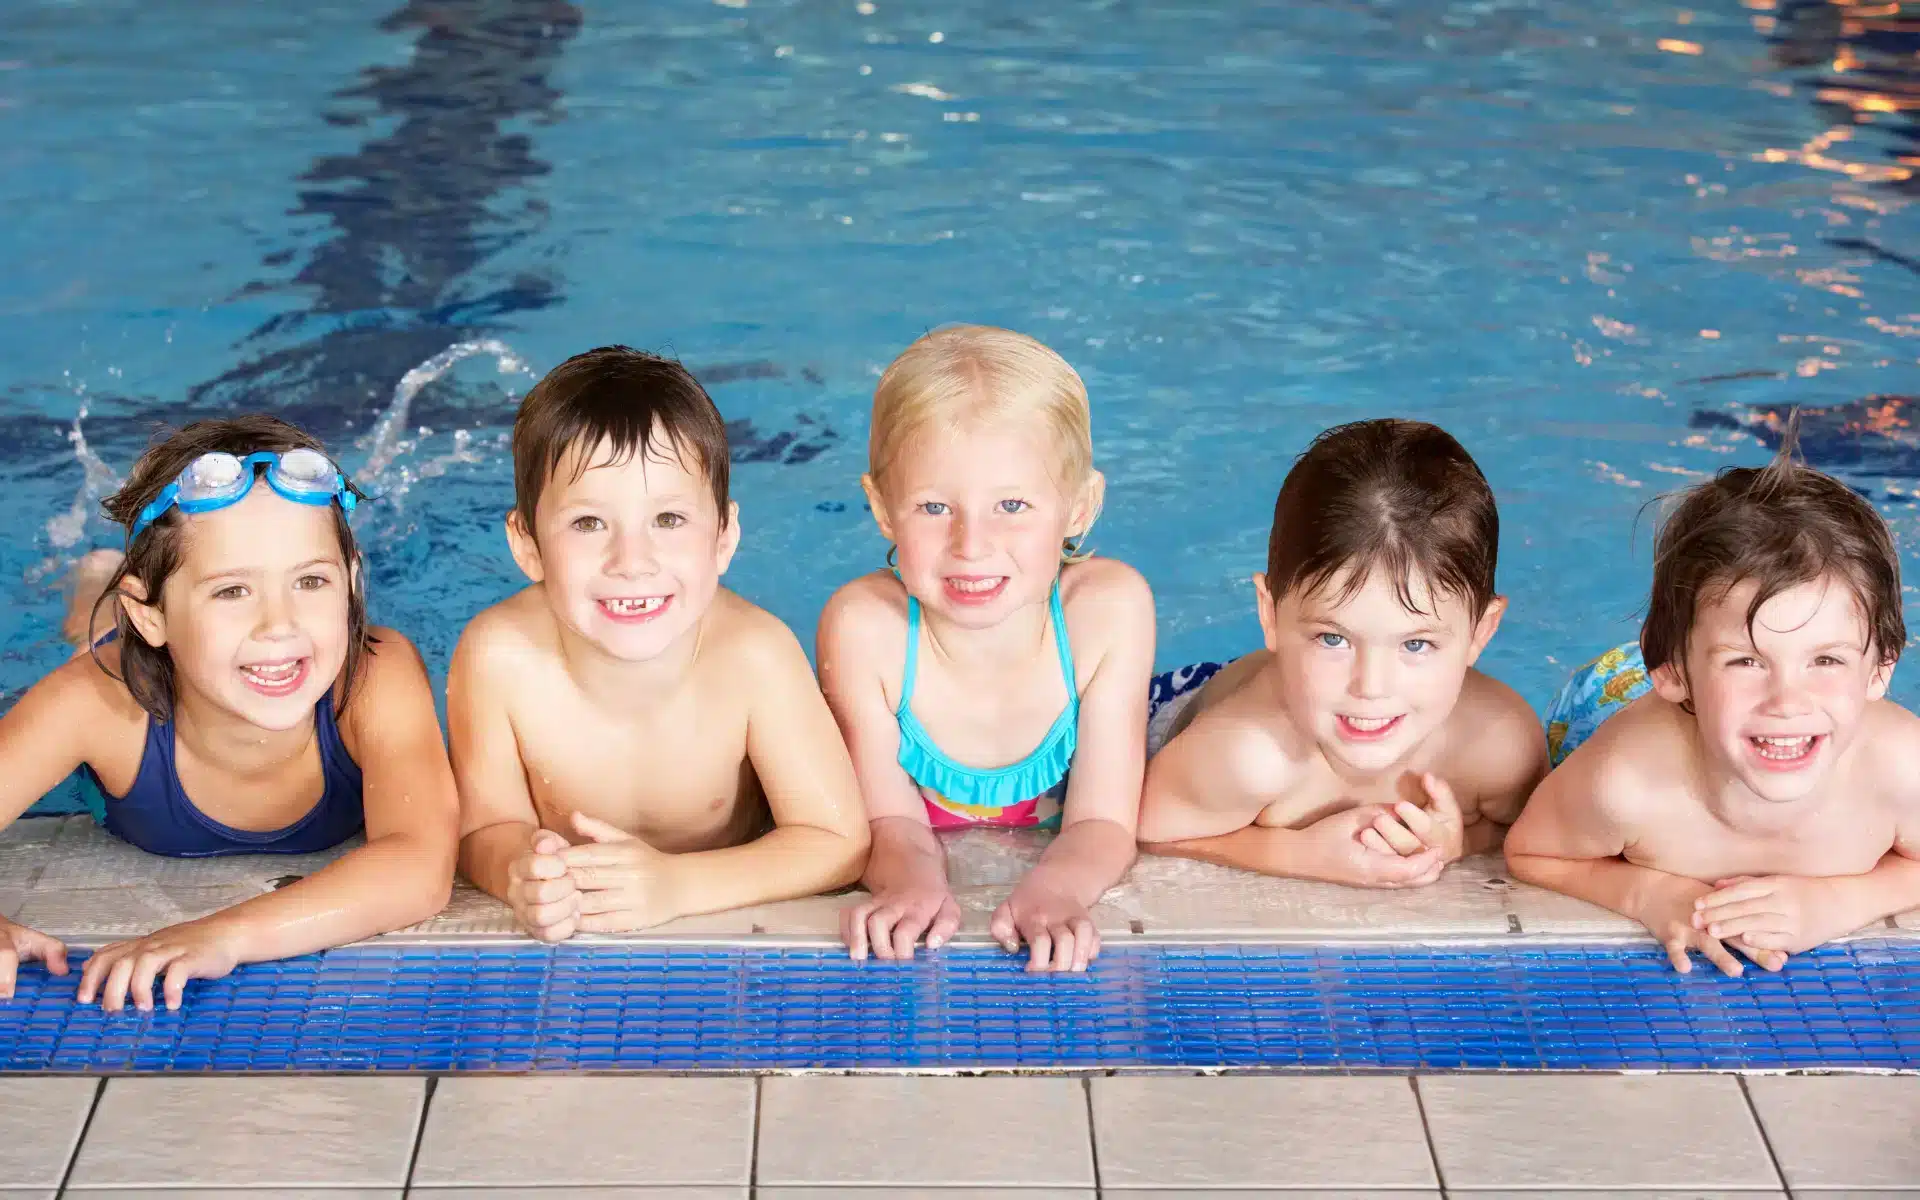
[508,429,739,662]
[1259,565,1504,774]
[866,420,1100,630]
[1652,574,1893,804]
[123,486,352,732]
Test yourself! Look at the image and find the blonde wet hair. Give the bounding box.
[868,325,1100,559]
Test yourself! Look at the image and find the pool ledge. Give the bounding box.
[6,815,1918,949]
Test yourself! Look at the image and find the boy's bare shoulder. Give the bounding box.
[1165,658,1303,792]
[449,588,559,679]
[1856,698,1920,812]
[700,589,813,672]
[1444,670,1546,786]
[1548,694,1695,825]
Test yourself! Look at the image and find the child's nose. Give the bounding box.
[949,513,989,560]
[1350,646,1392,698]
[254,589,298,639]
[606,527,659,577]
[1763,669,1813,714]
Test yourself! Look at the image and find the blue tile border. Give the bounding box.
[2,941,1915,1072]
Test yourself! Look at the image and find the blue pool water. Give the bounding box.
[4,941,1917,1072]
[5,0,1920,816]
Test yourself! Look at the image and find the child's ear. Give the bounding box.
[117,575,167,650]
[1465,595,1508,666]
[1071,469,1107,540]
[1253,572,1279,653]
[859,475,894,543]
[716,502,742,575]
[1650,657,1691,706]
[1869,654,1895,702]
[504,511,545,584]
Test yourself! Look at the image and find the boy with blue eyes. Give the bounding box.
[448,347,869,939]
[1139,420,1546,887]
[1508,443,1920,976]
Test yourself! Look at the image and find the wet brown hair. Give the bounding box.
[1642,418,1904,677]
[512,346,730,537]
[92,415,372,723]
[1266,419,1499,620]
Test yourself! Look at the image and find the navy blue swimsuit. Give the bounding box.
[78,696,365,858]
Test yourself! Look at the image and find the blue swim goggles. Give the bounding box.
[132,448,359,537]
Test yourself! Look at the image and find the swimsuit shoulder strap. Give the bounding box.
[898,595,923,714]
[1049,578,1077,697]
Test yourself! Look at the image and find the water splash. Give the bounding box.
[45,400,123,552]
[359,338,532,484]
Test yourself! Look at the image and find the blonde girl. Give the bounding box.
[818,325,1155,972]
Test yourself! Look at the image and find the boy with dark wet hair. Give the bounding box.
[1139,419,1545,886]
[450,346,868,938]
[1509,438,1920,975]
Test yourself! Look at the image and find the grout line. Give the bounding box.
[1084,1075,1103,1193]
[1409,1075,1448,1194]
[749,1072,765,1197]
[54,1076,106,1196]
[400,1074,439,1193]
[1738,1074,1791,1194]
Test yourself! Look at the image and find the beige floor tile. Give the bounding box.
[1106,1192,1439,1198]
[1450,1193,1783,1199]
[69,1191,399,1198]
[1894,905,1920,933]
[0,1077,96,1188]
[406,1190,743,1199]
[0,887,24,920]
[67,1077,423,1188]
[1449,1193,1784,1199]
[760,1191,1090,1199]
[1110,852,1512,937]
[757,1076,1092,1187]
[1745,1075,1920,1188]
[411,1077,753,1186]
[1092,1076,1436,1189]
[1419,1075,1778,1189]
[1782,1192,1920,1199]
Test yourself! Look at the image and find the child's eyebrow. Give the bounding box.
[193,567,258,585]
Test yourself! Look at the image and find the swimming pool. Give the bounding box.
[3,0,1918,820]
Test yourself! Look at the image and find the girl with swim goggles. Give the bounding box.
[0,416,457,1013]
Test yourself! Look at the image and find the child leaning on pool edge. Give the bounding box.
[1139,419,1546,886]
[818,325,1156,973]
[449,346,869,940]
[1,415,457,1010]
[1508,431,1920,975]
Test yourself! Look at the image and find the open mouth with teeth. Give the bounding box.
[239,658,310,698]
[1335,713,1403,741]
[944,575,1008,606]
[1747,733,1823,770]
[598,595,671,623]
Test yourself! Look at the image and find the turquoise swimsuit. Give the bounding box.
[897,580,1078,830]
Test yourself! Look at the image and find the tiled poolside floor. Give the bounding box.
[3,1072,1918,1196]
[5,817,1919,1191]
